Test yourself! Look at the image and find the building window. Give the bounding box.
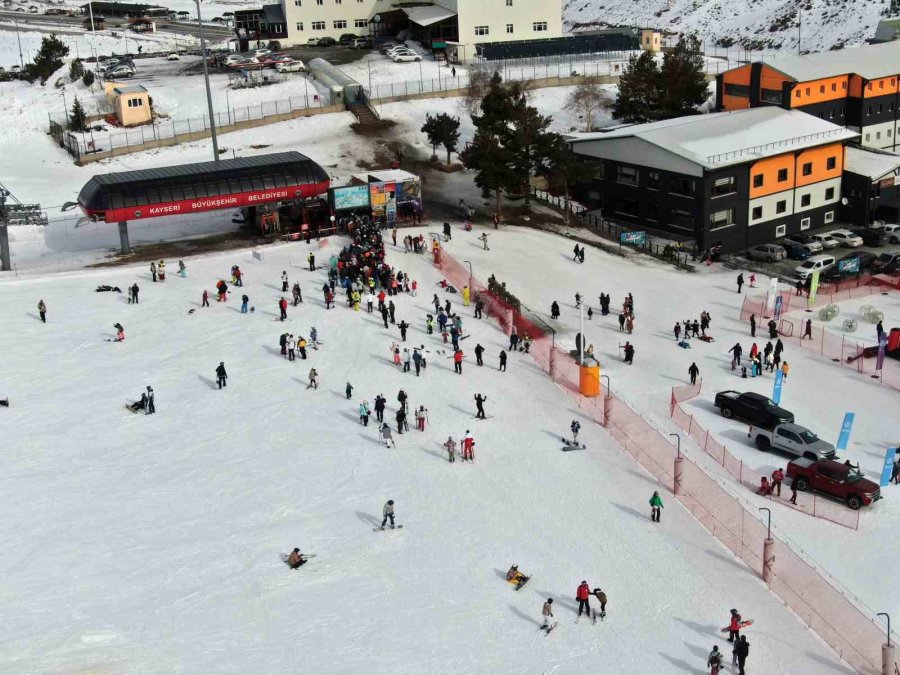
[296,21,303,29]
[825,187,835,200]
[879,104,884,113]
[840,107,845,117]
[647,171,659,189]
[506,0,512,4]
[867,106,872,116]
[800,194,811,207]
[647,203,659,221]
[127,97,143,107]
[889,129,893,138]
[826,156,836,170]
[805,87,810,95]
[831,83,836,92]
[752,174,764,188]
[865,133,870,142]
[532,21,547,31]
[775,224,787,237]
[801,162,812,176]
[819,85,824,94]
[312,20,325,29]
[751,206,763,220]
[877,131,882,140]
[760,88,782,104]
[671,178,695,196]
[506,23,513,33]
[712,176,735,196]
[316,0,322,4]
[709,208,734,230]
[474,25,489,35]
[335,0,341,4]
[616,165,639,185]
[824,211,835,223]
[354,18,367,27]
[777,168,788,182]
[725,83,750,97]
[801,217,811,230]
[294,0,301,5]
[828,110,834,119]
[617,199,638,216]
[776,200,787,214]
[333,19,346,28]
[794,90,801,99]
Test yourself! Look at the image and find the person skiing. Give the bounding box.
[736,273,744,293]
[37,299,47,323]
[380,499,396,529]
[359,400,370,426]
[499,350,507,372]
[412,348,422,376]
[202,289,210,308]
[178,260,187,278]
[415,405,428,431]
[708,646,723,675]
[215,362,227,389]
[241,294,249,314]
[541,598,554,630]
[345,382,354,400]
[380,423,395,448]
[474,298,484,319]
[146,386,155,414]
[307,368,318,390]
[478,232,490,250]
[453,348,464,374]
[462,431,474,462]
[113,322,125,342]
[150,261,157,282]
[689,362,700,385]
[287,548,307,569]
[473,343,485,367]
[395,407,408,434]
[402,348,411,373]
[279,297,288,321]
[570,420,581,445]
[444,436,457,462]
[297,336,308,359]
[727,609,743,642]
[576,581,591,619]
[281,271,289,292]
[550,301,560,320]
[473,393,488,419]
[735,635,749,675]
[592,588,607,620]
[398,320,409,342]
[649,491,663,522]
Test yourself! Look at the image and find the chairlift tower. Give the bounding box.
[0,182,48,271]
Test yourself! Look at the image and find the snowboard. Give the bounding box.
[373,525,404,531]
[124,403,142,414]
[542,621,558,635]
[592,610,606,624]
[720,619,753,632]
[561,438,586,449]
[472,415,494,420]
[513,576,531,591]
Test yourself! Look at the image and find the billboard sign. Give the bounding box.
[620,230,646,245]
[837,257,860,274]
[332,185,370,211]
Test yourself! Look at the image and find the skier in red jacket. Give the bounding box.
[279,296,288,321]
[728,609,743,642]
[576,581,591,619]
[453,349,464,374]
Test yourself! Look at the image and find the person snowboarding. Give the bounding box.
[380,499,396,529]
[307,368,318,390]
[213,362,227,389]
[499,350,507,372]
[689,362,700,385]
[287,548,308,569]
[708,646,723,675]
[623,341,634,364]
[541,598,554,630]
[127,390,148,413]
[113,322,125,342]
[462,431,474,462]
[736,273,744,293]
[591,588,607,622]
[380,423,395,448]
[727,609,743,642]
[359,400,370,426]
[576,580,591,620]
[444,436,457,462]
[474,393,487,419]
[345,382,354,399]
[506,564,529,589]
[146,386,155,414]
[37,299,47,323]
[649,491,663,522]
[570,420,581,446]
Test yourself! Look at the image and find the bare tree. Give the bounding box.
[566,78,608,132]
[461,68,496,117]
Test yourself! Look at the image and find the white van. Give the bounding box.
[794,254,836,281]
[877,223,900,244]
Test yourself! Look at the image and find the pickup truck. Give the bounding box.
[786,458,881,510]
[714,391,794,426]
[751,423,835,460]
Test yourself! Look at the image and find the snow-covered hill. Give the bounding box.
[564,0,889,52]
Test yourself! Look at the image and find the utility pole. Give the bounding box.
[13,18,24,69]
[196,0,220,161]
[797,8,802,55]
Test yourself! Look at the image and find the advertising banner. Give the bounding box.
[765,277,779,315]
[620,231,646,245]
[332,185,370,211]
[807,270,821,306]
[837,257,860,274]
[880,448,897,487]
[876,332,888,371]
[836,412,855,451]
[772,369,784,404]
[773,295,784,321]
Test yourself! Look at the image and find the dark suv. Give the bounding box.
[850,227,887,247]
[339,33,358,45]
[714,390,794,427]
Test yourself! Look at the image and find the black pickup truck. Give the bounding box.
[714,391,794,427]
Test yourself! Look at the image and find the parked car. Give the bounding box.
[167,53,180,60]
[252,48,272,58]
[228,57,260,69]
[872,251,900,273]
[794,253,836,281]
[306,37,323,46]
[352,36,373,49]
[276,60,305,73]
[786,457,881,510]
[827,228,864,248]
[752,423,836,460]
[874,222,900,244]
[379,41,401,54]
[781,242,811,260]
[338,33,358,45]
[746,244,786,262]
[9,64,21,74]
[809,232,840,249]
[317,36,337,46]
[392,51,422,62]
[850,227,887,247]
[28,5,38,12]
[105,65,135,78]
[386,45,412,56]
[714,391,794,426]
[782,234,824,254]
[224,53,248,65]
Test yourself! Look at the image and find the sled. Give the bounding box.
[698,335,715,343]
[677,340,691,349]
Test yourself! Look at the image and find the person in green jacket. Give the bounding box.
[649,491,664,523]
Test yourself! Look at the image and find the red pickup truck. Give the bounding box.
[786,457,881,510]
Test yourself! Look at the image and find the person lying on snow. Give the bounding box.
[506,565,528,585]
[287,548,308,569]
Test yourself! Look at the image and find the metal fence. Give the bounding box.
[437,246,896,675]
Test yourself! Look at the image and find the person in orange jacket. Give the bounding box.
[453,348,464,374]
[771,468,785,496]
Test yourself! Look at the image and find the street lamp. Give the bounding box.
[195,0,220,161]
[463,259,473,290]
[13,18,24,69]
[758,507,772,539]
[669,433,681,459]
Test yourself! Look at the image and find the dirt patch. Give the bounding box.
[350,119,397,135]
[248,144,272,150]
[87,229,275,268]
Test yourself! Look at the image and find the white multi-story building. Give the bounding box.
[239,0,562,58]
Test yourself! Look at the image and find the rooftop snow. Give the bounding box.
[844,146,900,179]
[760,40,900,81]
[402,5,456,27]
[569,108,858,169]
[352,169,419,183]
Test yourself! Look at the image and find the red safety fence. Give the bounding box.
[436,250,893,673]
[738,278,900,391]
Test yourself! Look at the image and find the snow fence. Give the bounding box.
[438,249,894,674]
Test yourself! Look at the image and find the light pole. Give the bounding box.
[600,374,610,395]
[195,0,220,161]
[463,259,473,290]
[669,433,681,458]
[877,613,894,675]
[61,90,69,128]
[13,18,24,69]
[367,57,372,94]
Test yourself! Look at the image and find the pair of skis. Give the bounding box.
[561,438,586,450]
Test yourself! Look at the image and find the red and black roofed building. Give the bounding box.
[77,152,330,223]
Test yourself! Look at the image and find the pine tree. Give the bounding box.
[435,112,460,165]
[659,35,710,118]
[69,98,87,132]
[69,58,84,81]
[27,34,69,84]
[421,113,442,159]
[82,70,95,87]
[612,51,661,123]
[538,133,580,224]
[504,85,555,206]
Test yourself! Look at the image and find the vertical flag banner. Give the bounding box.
[772,369,784,404]
[879,448,897,487]
[836,412,855,451]
[765,277,779,315]
[876,333,888,372]
[774,295,784,321]
[807,270,821,306]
